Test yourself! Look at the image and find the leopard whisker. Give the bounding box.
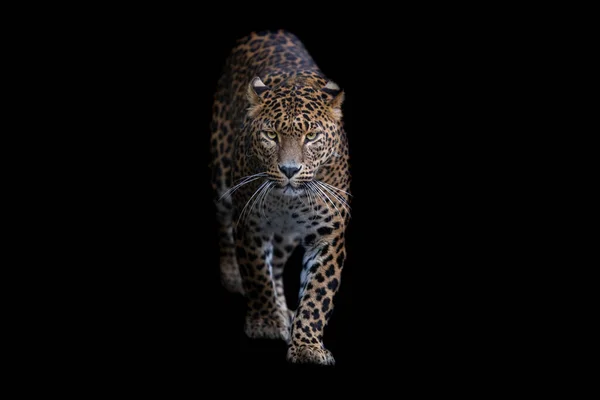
[308,181,337,216]
[306,182,326,214]
[318,180,352,197]
[316,183,341,216]
[258,181,274,220]
[302,182,317,220]
[308,183,320,220]
[247,181,271,223]
[236,180,270,228]
[315,181,351,217]
[219,172,268,201]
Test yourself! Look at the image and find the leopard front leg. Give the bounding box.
[212,141,242,295]
[237,231,290,343]
[287,233,346,366]
[215,199,243,294]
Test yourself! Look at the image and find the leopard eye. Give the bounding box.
[305,132,318,141]
[264,131,277,141]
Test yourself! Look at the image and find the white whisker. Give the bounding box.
[236,180,270,227]
[219,172,268,201]
[258,182,274,220]
[309,181,337,215]
[316,181,351,217]
[309,184,319,219]
[302,183,317,220]
[306,182,324,213]
[246,182,268,223]
[298,183,310,208]
[318,180,352,197]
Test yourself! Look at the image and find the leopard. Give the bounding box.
[209,30,351,366]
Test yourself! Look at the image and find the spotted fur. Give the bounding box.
[209,30,351,366]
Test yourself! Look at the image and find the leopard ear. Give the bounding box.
[321,81,345,121]
[247,76,270,116]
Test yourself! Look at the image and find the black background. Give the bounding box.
[65,7,536,383]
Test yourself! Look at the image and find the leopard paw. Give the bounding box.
[286,344,335,366]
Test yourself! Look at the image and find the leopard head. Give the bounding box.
[244,75,345,196]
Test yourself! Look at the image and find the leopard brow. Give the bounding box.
[305,122,326,137]
[312,121,325,131]
[261,121,275,132]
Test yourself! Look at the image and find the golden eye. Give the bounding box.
[264,131,277,140]
[305,132,318,141]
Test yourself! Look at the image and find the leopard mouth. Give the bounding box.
[280,183,304,196]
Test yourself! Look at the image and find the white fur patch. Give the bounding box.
[252,77,267,87]
[324,81,340,91]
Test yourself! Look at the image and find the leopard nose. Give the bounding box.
[279,165,302,178]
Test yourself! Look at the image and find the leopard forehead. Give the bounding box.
[261,117,325,135]
[256,86,338,135]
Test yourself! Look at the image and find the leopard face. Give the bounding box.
[243,76,345,197]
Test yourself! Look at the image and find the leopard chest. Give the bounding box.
[249,194,320,238]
